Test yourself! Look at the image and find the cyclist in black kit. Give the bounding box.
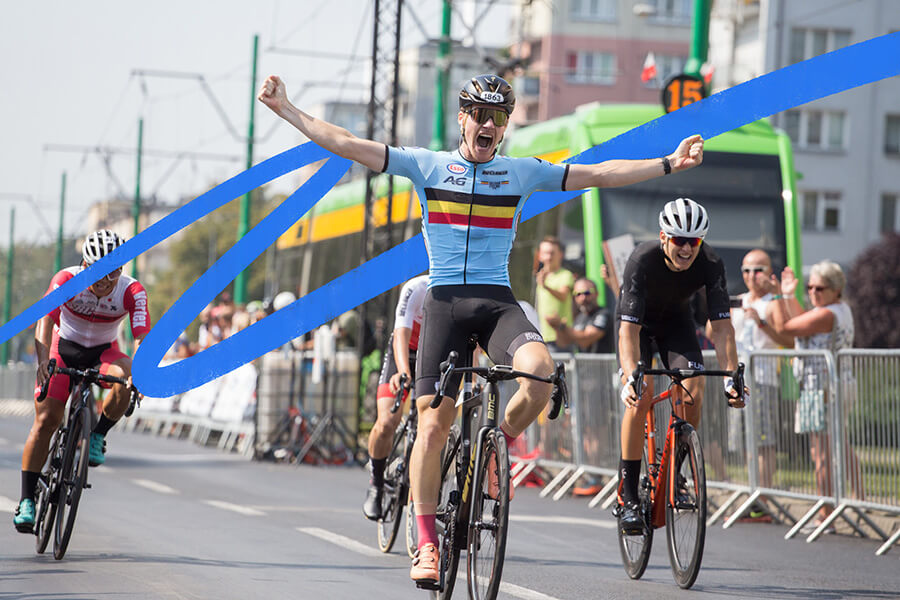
[617,198,747,535]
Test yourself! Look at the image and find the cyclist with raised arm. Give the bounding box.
[363,274,428,521]
[616,198,747,536]
[13,230,150,533]
[259,73,704,586]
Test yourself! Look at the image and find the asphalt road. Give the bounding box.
[0,414,897,600]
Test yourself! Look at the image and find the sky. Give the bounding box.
[0,0,509,245]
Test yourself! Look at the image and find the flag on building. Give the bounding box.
[641,52,657,82]
[700,62,715,85]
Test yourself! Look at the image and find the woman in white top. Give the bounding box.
[773,260,861,528]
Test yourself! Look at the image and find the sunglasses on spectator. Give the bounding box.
[807,284,828,292]
[741,266,768,274]
[574,290,594,297]
[466,106,509,127]
[668,236,703,248]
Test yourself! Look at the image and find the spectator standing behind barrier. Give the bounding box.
[772,260,862,531]
[535,237,575,353]
[547,277,612,353]
[729,249,794,519]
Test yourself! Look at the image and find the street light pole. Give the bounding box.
[429,0,451,151]
[2,208,14,363]
[55,172,66,272]
[683,0,711,77]
[235,33,259,305]
[132,118,143,278]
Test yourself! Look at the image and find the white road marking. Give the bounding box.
[94,465,114,474]
[132,479,178,495]
[498,580,563,600]
[0,495,20,514]
[510,514,615,529]
[203,500,266,516]
[296,527,385,558]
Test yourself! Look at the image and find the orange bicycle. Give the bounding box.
[616,361,745,589]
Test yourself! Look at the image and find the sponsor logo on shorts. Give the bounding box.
[620,314,639,323]
[447,163,467,175]
[525,331,543,343]
[688,361,704,370]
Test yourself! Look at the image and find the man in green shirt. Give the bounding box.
[535,236,575,352]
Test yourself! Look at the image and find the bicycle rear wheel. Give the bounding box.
[666,426,706,589]
[432,424,461,600]
[377,423,408,553]
[467,428,510,600]
[618,446,654,579]
[35,431,62,554]
[53,404,90,560]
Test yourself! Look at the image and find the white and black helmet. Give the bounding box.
[658,198,709,238]
[82,229,125,265]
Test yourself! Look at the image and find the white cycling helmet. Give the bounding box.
[273,291,296,311]
[658,198,709,238]
[82,229,125,265]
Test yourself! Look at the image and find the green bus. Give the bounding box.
[275,102,802,313]
[503,102,803,309]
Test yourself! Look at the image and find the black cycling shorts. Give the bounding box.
[378,333,416,387]
[622,313,704,371]
[415,284,544,398]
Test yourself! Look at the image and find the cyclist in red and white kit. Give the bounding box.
[13,230,151,533]
[362,274,427,520]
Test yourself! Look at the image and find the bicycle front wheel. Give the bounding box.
[432,424,461,600]
[617,446,654,579]
[466,428,510,600]
[35,430,63,554]
[377,425,409,553]
[54,404,91,560]
[665,426,707,589]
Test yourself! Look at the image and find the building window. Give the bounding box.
[647,0,692,24]
[789,28,852,63]
[802,190,842,232]
[519,76,540,96]
[570,0,616,21]
[642,54,688,89]
[784,109,846,151]
[882,193,900,233]
[566,51,616,85]
[885,115,900,155]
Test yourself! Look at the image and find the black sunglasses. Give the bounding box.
[574,290,594,298]
[669,236,702,248]
[466,106,509,127]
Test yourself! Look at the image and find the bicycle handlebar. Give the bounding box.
[629,361,746,403]
[430,351,569,419]
[37,358,142,414]
[390,373,411,414]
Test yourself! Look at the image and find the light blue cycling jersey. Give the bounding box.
[383,146,569,287]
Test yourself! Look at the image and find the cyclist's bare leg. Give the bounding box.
[102,359,132,421]
[682,377,704,429]
[368,394,404,459]
[500,342,553,437]
[620,380,655,460]
[409,392,458,521]
[22,395,66,472]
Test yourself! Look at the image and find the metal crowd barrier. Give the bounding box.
[504,348,900,556]
[0,362,34,402]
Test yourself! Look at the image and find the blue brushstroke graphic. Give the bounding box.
[1,32,898,396]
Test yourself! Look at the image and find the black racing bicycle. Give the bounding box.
[33,358,139,560]
[375,373,418,555]
[423,336,568,600]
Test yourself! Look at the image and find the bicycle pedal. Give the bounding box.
[414,580,440,591]
[84,483,92,489]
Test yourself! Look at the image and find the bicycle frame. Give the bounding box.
[645,386,693,529]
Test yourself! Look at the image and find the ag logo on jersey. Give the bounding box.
[447,163,467,175]
[480,91,504,103]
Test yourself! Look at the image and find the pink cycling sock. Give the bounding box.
[416,513,438,548]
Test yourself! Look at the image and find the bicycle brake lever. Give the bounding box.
[548,363,568,420]
[37,358,57,403]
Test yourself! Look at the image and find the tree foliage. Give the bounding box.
[847,233,900,348]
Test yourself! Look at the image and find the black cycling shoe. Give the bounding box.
[619,502,645,536]
[362,484,383,521]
